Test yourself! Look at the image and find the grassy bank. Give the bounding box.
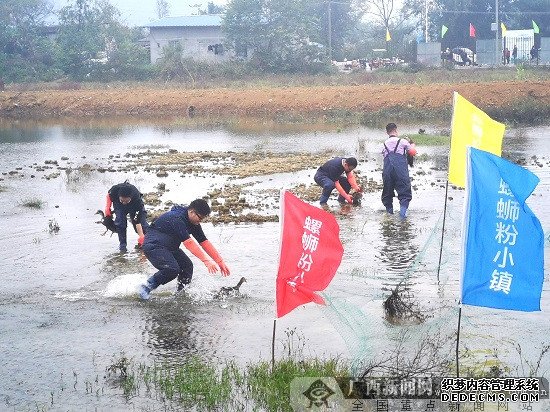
[360,96,550,127]
[107,354,348,411]
[6,65,550,92]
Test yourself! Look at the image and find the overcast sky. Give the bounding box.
[48,0,227,26]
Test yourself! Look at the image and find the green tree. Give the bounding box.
[223,0,334,73]
[199,2,226,15]
[0,0,60,82]
[344,19,416,61]
[56,0,124,79]
[82,26,153,81]
[402,0,549,49]
[502,0,549,37]
[322,0,362,61]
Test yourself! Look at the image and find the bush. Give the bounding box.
[0,53,63,83]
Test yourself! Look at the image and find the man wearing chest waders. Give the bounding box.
[381,123,417,219]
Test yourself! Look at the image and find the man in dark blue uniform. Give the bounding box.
[314,157,362,206]
[138,198,230,300]
[104,181,148,251]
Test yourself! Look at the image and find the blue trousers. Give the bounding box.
[114,206,149,248]
[314,173,351,204]
[381,152,412,211]
[142,244,193,289]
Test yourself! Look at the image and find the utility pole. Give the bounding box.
[328,1,332,61]
[425,0,429,42]
[495,0,499,65]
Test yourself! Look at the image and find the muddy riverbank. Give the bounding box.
[1,80,549,119]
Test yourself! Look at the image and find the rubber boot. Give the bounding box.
[138,277,158,300]
[117,230,127,252]
[399,205,408,219]
[176,274,192,292]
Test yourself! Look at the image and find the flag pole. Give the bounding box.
[437,92,458,283]
[271,318,277,371]
[456,305,462,377]
[436,180,449,283]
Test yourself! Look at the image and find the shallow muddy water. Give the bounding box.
[0,119,549,411]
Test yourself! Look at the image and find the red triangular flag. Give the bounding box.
[275,191,344,318]
[469,23,476,37]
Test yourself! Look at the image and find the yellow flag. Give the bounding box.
[448,92,505,187]
[386,28,391,41]
[501,22,507,37]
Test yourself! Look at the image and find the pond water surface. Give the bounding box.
[0,119,549,411]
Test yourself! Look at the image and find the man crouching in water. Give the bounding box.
[138,199,230,300]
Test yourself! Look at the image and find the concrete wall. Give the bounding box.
[540,37,550,64]
[417,42,441,67]
[148,26,229,63]
[476,39,496,65]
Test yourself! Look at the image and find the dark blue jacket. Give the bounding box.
[108,183,145,220]
[144,205,207,250]
[315,157,346,181]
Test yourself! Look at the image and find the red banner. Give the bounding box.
[276,191,344,318]
[469,23,476,38]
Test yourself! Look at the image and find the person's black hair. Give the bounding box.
[119,184,133,197]
[189,198,211,217]
[345,157,358,168]
[386,123,397,133]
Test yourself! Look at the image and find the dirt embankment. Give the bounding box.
[1,80,549,118]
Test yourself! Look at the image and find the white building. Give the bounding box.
[144,15,229,64]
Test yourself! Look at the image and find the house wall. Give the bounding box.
[148,26,229,63]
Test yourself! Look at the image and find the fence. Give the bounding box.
[416,38,549,67]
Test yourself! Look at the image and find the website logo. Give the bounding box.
[302,379,335,407]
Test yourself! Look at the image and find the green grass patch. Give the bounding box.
[486,98,550,126]
[247,357,346,411]
[360,105,452,127]
[108,354,349,411]
[361,96,549,127]
[404,133,450,146]
[21,198,44,209]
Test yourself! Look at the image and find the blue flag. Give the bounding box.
[461,148,544,312]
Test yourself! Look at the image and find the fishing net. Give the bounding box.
[320,202,463,376]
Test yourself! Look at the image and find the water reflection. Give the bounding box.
[0,126,50,143]
[376,215,419,278]
[143,300,214,361]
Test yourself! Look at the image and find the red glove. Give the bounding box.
[201,240,230,276]
[183,238,219,274]
[347,172,361,192]
[204,260,218,274]
[217,260,230,277]
[137,235,144,246]
[104,194,113,217]
[408,143,417,156]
